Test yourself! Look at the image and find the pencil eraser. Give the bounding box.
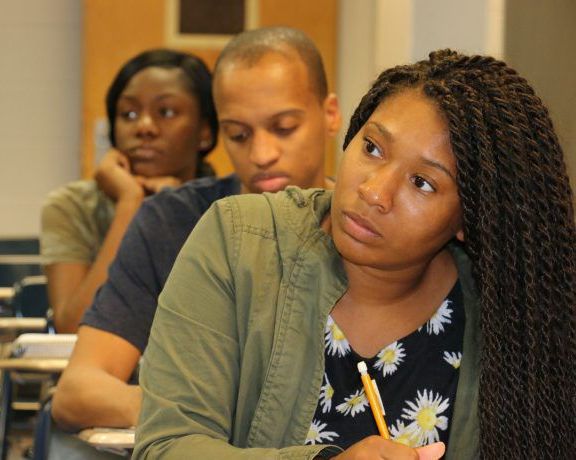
[357,361,367,373]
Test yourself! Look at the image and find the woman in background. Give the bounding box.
[41,49,217,333]
[134,49,575,459]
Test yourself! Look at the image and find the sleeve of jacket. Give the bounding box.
[133,197,335,460]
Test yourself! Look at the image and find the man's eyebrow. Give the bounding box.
[219,119,246,125]
[270,108,306,119]
[219,108,305,126]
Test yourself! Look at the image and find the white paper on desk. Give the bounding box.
[12,333,77,359]
[78,427,135,449]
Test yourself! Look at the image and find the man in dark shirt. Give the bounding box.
[51,26,341,434]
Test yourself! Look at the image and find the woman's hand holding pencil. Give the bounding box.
[331,436,446,460]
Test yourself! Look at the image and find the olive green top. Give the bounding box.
[40,180,114,265]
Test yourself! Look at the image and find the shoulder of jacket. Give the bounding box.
[214,187,328,237]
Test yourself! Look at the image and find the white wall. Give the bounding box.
[0,0,82,237]
[412,0,488,60]
[336,0,504,163]
[504,0,576,186]
[336,0,379,149]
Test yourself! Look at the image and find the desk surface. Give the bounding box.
[0,287,14,300]
[0,317,47,331]
[0,358,67,372]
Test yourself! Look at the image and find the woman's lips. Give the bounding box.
[342,211,382,240]
[251,174,290,192]
[129,147,160,161]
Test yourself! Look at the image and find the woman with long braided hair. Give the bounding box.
[340,49,576,459]
[134,49,575,460]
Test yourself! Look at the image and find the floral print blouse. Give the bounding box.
[305,281,465,450]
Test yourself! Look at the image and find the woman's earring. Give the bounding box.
[199,139,211,149]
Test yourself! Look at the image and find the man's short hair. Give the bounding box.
[214,26,328,101]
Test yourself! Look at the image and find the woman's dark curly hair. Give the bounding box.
[106,49,218,177]
[344,49,576,458]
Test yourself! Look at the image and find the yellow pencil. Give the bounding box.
[357,360,390,439]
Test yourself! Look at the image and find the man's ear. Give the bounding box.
[323,93,342,138]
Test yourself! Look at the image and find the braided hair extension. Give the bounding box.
[343,50,576,458]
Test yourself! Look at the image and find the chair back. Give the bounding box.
[32,399,52,460]
[0,238,39,255]
[11,275,50,318]
[0,255,43,288]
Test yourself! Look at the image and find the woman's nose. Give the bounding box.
[136,113,159,138]
[358,168,398,213]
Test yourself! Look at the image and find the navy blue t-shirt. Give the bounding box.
[82,174,241,354]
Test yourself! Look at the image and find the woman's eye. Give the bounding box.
[363,138,382,158]
[120,110,138,121]
[160,107,176,118]
[412,175,435,192]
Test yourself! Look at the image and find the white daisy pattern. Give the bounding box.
[422,299,453,335]
[373,341,406,377]
[305,419,339,445]
[389,420,419,447]
[308,286,463,450]
[443,351,462,368]
[325,315,351,357]
[401,389,450,446]
[320,373,334,413]
[335,389,368,417]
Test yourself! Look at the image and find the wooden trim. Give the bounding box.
[165,0,260,48]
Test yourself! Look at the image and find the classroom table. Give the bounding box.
[0,288,14,301]
[0,317,47,332]
[0,358,68,373]
[0,335,73,460]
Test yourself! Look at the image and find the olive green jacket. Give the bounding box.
[134,188,480,459]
